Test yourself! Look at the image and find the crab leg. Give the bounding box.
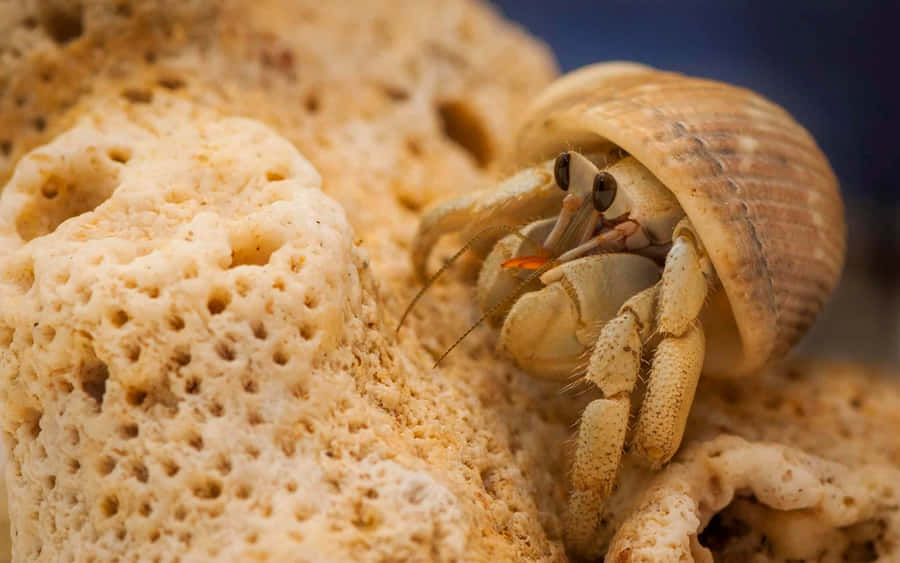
[411,161,563,279]
[565,285,658,556]
[631,218,716,467]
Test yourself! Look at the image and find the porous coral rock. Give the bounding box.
[1,1,899,562]
[600,363,900,561]
[0,1,572,560]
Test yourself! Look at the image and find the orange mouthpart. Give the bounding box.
[501,255,553,270]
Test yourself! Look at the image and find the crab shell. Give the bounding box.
[507,62,845,377]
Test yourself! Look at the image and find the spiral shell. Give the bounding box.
[509,62,845,376]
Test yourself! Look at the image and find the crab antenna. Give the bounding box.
[432,258,558,368]
[396,224,542,333]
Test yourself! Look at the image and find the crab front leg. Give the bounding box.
[411,160,563,279]
[566,284,659,556]
[631,218,716,465]
[566,219,716,555]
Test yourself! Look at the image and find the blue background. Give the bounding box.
[491,0,898,206]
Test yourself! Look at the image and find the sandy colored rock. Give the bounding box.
[601,362,900,561]
[0,0,572,561]
[1,1,899,562]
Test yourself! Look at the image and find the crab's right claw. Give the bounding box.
[411,161,563,279]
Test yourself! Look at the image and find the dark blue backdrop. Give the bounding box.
[491,0,898,205]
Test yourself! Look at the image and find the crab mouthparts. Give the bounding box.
[502,198,601,270]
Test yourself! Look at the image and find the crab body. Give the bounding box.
[405,62,845,557]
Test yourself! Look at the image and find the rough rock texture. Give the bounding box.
[0,1,898,563]
[0,1,572,561]
[602,363,900,561]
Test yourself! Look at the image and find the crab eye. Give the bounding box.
[553,152,570,191]
[592,172,617,211]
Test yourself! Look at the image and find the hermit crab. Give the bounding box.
[400,62,844,556]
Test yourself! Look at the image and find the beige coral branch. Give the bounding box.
[607,436,900,562]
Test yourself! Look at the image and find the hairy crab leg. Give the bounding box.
[565,285,658,556]
[631,219,716,466]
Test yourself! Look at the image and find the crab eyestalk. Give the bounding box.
[503,151,621,270]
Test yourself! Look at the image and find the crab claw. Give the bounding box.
[496,253,661,380]
[411,160,563,279]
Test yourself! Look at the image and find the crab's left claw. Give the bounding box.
[496,252,661,379]
[411,160,563,279]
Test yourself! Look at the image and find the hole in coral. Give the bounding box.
[242,377,258,394]
[158,76,186,90]
[65,426,80,445]
[207,289,231,315]
[304,294,318,309]
[40,177,61,199]
[168,315,185,331]
[101,495,119,518]
[162,460,180,477]
[174,507,186,521]
[216,456,232,475]
[265,171,285,182]
[406,138,423,157]
[46,475,56,490]
[133,462,148,483]
[236,484,251,499]
[185,378,200,394]
[273,350,288,366]
[24,408,42,439]
[139,502,152,516]
[251,321,267,340]
[119,424,139,439]
[68,458,81,474]
[299,325,315,340]
[188,433,204,451]
[436,100,492,167]
[0,140,11,157]
[80,359,109,409]
[380,85,410,102]
[126,344,141,362]
[285,481,297,493]
[107,148,131,164]
[110,309,129,328]
[215,342,235,362]
[247,411,263,425]
[229,229,283,268]
[15,169,119,242]
[98,456,117,475]
[33,117,46,132]
[193,478,223,500]
[304,93,320,113]
[126,388,147,406]
[209,401,224,417]
[121,88,153,104]
[174,348,191,366]
[38,4,84,43]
